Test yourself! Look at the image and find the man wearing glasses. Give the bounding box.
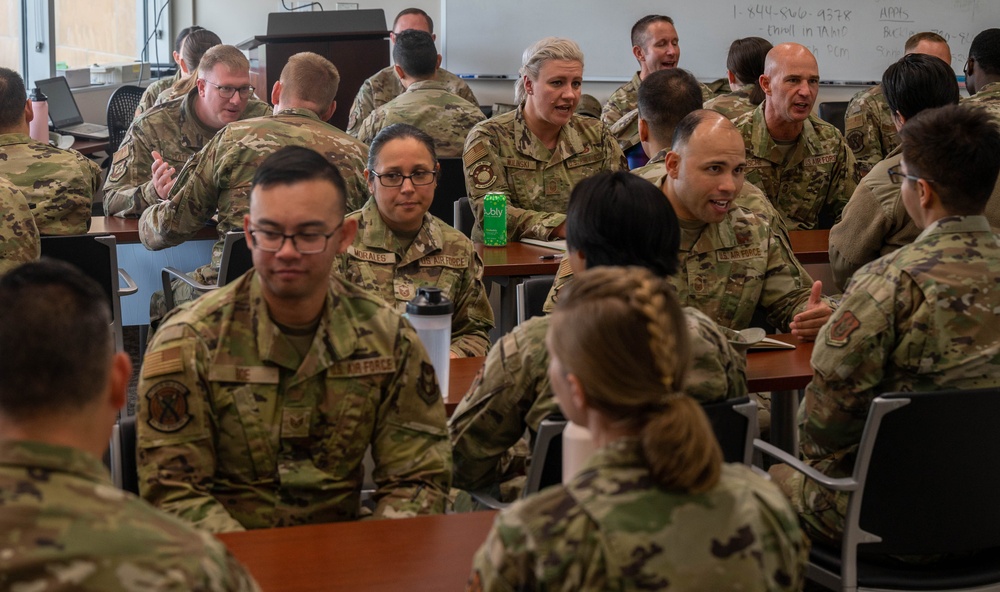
[137,146,451,533]
[105,45,271,218]
[771,103,1000,550]
[140,52,369,319]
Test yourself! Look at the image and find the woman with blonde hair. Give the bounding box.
[468,266,808,591]
[462,37,625,242]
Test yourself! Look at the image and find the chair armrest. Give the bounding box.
[161,267,217,311]
[117,268,138,296]
[469,490,510,511]
[754,438,860,492]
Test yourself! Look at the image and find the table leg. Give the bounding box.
[770,389,802,456]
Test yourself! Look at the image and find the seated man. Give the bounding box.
[357,30,484,157]
[0,68,100,235]
[449,170,747,499]
[0,179,39,276]
[138,146,450,533]
[104,44,272,217]
[0,260,257,589]
[964,28,1000,121]
[347,8,476,136]
[772,104,1000,546]
[734,43,859,230]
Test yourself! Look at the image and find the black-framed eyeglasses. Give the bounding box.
[887,165,934,186]
[370,170,437,187]
[248,223,342,254]
[201,79,255,99]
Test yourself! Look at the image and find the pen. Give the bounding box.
[538,254,561,260]
[457,74,509,80]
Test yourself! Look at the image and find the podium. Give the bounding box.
[238,10,389,132]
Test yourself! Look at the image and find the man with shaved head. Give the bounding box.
[734,43,858,231]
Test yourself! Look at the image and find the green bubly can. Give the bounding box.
[483,192,507,246]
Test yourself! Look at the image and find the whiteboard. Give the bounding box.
[441,0,998,83]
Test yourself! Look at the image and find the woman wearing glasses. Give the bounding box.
[336,123,494,357]
[462,37,626,242]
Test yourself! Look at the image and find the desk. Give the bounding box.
[218,511,496,592]
[71,138,109,156]
[475,242,561,277]
[788,230,829,264]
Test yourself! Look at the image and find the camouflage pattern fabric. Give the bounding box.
[0,180,39,276]
[336,198,494,357]
[843,84,898,177]
[965,81,1000,119]
[449,308,748,495]
[735,104,860,231]
[463,107,627,242]
[356,79,485,158]
[704,83,758,121]
[137,271,452,533]
[152,84,183,108]
[601,72,715,149]
[139,107,369,288]
[469,438,808,591]
[775,216,1000,544]
[135,71,181,117]
[347,66,477,137]
[104,88,272,218]
[0,440,259,591]
[0,133,100,235]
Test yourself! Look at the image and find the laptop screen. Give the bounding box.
[34,76,84,129]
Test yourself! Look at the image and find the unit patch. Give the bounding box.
[146,380,192,433]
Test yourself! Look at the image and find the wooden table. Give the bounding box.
[475,242,561,277]
[72,137,110,156]
[788,229,829,264]
[218,511,497,592]
[89,215,218,243]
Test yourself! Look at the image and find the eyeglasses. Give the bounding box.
[370,170,437,187]
[887,165,934,186]
[248,223,342,254]
[201,80,255,99]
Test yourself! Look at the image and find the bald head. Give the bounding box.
[665,110,746,223]
[761,43,820,137]
[672,109,741,151]
[764,43,818,77]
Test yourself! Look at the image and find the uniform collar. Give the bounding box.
[273,107,322,121]
[916,215,992,241]
[0,440,113,485]
[357,198,442,267]
[975,81,1000,96]
[0,132,33,147]
[748,102,826,163]
[513,105,593,165]
[179,87,221,136]
[404,79,450,93]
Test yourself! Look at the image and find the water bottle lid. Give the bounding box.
[29,88,47,102]
[406,286,454,315]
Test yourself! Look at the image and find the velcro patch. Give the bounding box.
[566,151,604,168]
[107,143,132,183]
[744,157,769,169]
[503,157,534,169]
[328,356,397,377]
[420,255,468,268]
[417,361,440,406]
[718,247,762,261]
[208,365,280,384]
[281,408,311,439]
[471,160,498,190]
[804,154,837,167]
[826,311,861,347]
[145,380,192,433]
[464,141,488,167]
[142,347,184,379]
[348,245,396,264]
[846,130,864,153]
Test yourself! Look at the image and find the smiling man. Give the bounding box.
[734,43,858,231]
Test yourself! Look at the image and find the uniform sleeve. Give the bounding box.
[828,180,892,291]
[457,82,479,106]
[819,139,859,228]
[467,512,533,592]
[0,183,40,275]
[355,107,383,147]
[683,309,749,403]
[541,257,572,314]
[137,321,247,533]
[600,90,627,127]
[346,79,376,137]
[370,317,452,518]
[759,225,820,331]
[600,122,629,172]
[103,122,160,218]
[843,91,884,177]
[25,148,98,235]
[449,248,494,357]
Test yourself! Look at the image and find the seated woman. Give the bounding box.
[336,123,494,357]
[152,28,222,107]
[704,37,773,120]
[468,266,808,591]
[462,37,626,242]
[449,172,746,499]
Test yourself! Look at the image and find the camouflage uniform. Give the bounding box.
[139,107,369,289]
[0,440,259,591]
[356,79,485,158]
[735,104,860,231]
[601,72,715,149]
[449,307,748,494]
[104,88,272,218]
[0,133,100,235]
[336,198,494,357]
[965,81,1000,120]
[704,83,758,121]
[463,107,627,242]
[137,270,452,533]
[153,84,184,108]
[776,216,1000,544]
[347,66,477,137]
[469,438,808,591]
[135,71,182,117]
[0,180,39,276]
[843,84,898,177]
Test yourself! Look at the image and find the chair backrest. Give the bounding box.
[818,101,849,136]
[217,232,253,286]
[105,85,144,153]
[430,157,467,226]
[702,397,758,465]
[515,275,556,325]
[454,196,475,239]
[40,234,125,351]
[850,388,1000,556]
[523,415,567,497]
[109,414,139,494]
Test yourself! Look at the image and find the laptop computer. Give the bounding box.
[34,76,109,140]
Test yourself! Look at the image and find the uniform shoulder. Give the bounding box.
[806,114,847,141]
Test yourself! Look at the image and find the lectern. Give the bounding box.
[238,9,389,131]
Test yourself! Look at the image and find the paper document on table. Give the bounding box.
[749,337,796,351]
[520,238,567,251]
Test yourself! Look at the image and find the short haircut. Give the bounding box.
[393,29,437,79]
[172,28,223,96]
[252,146,348,215]
[514,37,584,105]
[367,123,437,171]
[0,259,113,419]
[174,25,204,53]
[0,67,27,129]
[630,15,674,50]
[637,69,703,147]
[904,31,948,53]
[882,53,959,121]
[198,45,250,80]
[280,52,340,109]
[393,8,433,33]
[672,109,731,151]
[566,171,680,277]
[900,104,1000,215]
[970,29,1000,75]
[726,37,772,104]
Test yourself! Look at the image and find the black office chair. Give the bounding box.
[702,397,758,465]
[756,388,1000,591]
[430,157,466,227]
[109,414,139,494]
[454,196,475,239]
[818,101,849,136]
[472,415,567,509]
[105,85,144,156]
[160,231,252,310]
[515,274,555,324]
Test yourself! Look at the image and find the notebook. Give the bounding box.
[34,76,109,140]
